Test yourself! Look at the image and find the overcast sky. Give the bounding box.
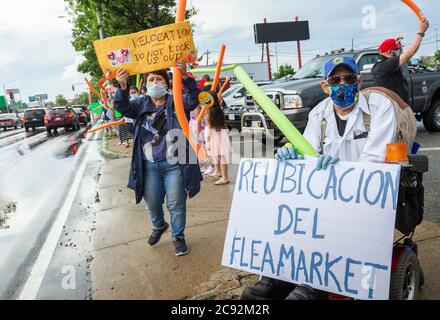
[1,0,439,102]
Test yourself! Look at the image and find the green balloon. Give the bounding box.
[89,102,102,114]
[190,64,237,74]
[234,66,317,157]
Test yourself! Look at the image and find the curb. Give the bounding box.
[101,138,131,160]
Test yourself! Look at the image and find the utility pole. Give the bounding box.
[261,44,265,63]
[295,16,302,69]
[436,28,438,52]
[264,18,272,80]
[95,2,105,40]
[275,43,279,73]
[203,50,211,66]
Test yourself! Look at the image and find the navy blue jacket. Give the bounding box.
[113,77,203,204]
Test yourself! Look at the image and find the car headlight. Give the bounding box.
[283,94,303,109]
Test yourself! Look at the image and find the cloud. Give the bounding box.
[1,0,439,101]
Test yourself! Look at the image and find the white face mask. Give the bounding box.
[147,83,168,99]
[130,93,138,100]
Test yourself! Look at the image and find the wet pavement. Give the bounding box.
[0,122,104,299]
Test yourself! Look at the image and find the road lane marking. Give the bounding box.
[420,147,440,151]
[18,147,89,300]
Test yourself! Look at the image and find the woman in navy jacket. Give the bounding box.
[113,62,202,256]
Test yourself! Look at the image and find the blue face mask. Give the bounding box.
[147,83,168,99]
[329,82,359,109]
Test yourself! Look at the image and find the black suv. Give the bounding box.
[23,108,49,132]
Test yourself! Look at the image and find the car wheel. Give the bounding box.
[422,100,440,132]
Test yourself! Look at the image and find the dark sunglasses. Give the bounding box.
[327,73,358,86]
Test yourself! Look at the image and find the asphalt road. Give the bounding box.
[0,123,104,299]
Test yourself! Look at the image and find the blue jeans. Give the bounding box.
[143,160,187,240]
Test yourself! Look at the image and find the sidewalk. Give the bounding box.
[91,137,440,300]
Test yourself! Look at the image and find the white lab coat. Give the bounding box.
[303,92,397,162]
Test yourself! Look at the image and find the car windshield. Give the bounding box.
[0,113,14,119]
[25,109,45,117]
[293,55,355,80]
[222,85,242,98]
[49,108,68,115]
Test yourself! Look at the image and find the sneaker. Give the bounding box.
[203,166,214,175]
[173,237,188,256]
[147,222,169,246]
[240,277,296,300]
[285,285,327,300]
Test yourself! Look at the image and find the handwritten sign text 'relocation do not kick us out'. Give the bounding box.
[93,21,196,78]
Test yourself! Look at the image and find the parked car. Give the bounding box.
[23,108,49,132]
[0,113,23,130]
[72,104,91,122]
[73,107,89,125]
[44,107,81,134]
[241,48,440,144]
[222,81,272,130]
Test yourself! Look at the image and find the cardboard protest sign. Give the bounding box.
[93,21,196,78]
[222,159,401,300]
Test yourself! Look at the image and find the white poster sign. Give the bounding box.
[222,159,401,300]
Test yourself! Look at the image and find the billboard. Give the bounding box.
[29,96,36,102]
[0,96,6,109]
[254,21,310,44]
[35,94,48,101]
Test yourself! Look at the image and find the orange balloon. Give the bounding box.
[211,44,226,92]
[173,0,207,161]
[85,78,101,97]
[138,78,143,91]
[218,77,231,96]
[401,0,425,22]
[87,120,125,134]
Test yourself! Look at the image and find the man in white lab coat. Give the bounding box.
[277,55,397,166]
[242,56,398,300]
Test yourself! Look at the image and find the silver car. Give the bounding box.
[0,113,22,130]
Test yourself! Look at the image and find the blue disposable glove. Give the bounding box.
[275,144,305,162]
[316,155,340,170]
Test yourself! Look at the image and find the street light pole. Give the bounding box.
[95,3,105,40]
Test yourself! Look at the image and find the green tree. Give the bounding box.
[55,95,68,106]
[45,101,55,108]
[73,92,91,105]
[66,0,197,81]
[433,50,440,66]
[274,64,295,80]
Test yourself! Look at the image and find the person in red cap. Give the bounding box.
[372,18,429,103]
